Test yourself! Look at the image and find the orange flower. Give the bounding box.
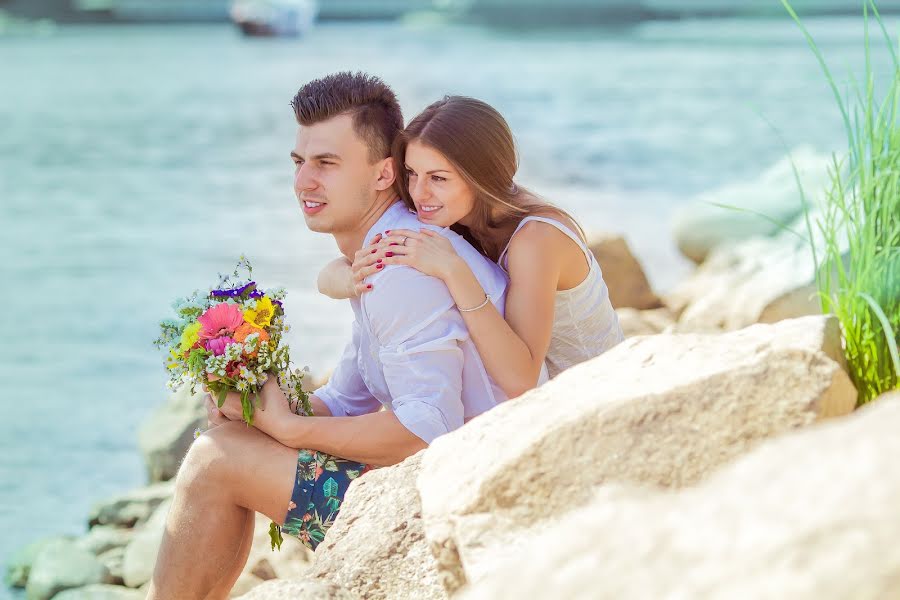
[234,322,269,343]
[233,323,270,357]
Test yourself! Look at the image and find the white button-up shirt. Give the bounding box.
[314,201,510,443]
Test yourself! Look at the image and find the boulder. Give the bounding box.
[75,525,134,556]
[665,235,823,331]
[121,498,172,588]
[25,539,113,600]
[462,391,900,600]
[671,145,831,264]
[88,481,174,529]
[4,536,73,588]
[234,578,357,599]
[588,234,662,310]
[230,573,266,598]
[615,307,676,338]
[138,384,207,483]
[97,546,126,586]
[243,511,313,581]
[309,452,444,600]
[416,315,857,593]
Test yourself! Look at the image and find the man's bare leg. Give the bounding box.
[205,507,256,600]
[146,421,297,600]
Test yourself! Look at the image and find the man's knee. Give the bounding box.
[176,422,246,493]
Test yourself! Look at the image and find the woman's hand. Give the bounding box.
[351,229,462,292]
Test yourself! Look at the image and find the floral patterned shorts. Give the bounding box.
[281,449,371,550]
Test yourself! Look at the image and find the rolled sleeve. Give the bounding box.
[363,268,468,443]
[313,321,380,417]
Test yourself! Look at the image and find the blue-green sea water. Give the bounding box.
[1,16,894,595]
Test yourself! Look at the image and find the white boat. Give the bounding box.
[230,0,317,36]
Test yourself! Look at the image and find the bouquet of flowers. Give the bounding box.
[154,256,312,426]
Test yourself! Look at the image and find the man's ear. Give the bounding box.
[373,156,396,192]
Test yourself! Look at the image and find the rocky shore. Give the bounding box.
[6,150,895,599]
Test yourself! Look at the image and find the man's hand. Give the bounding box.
[215,375,298,444]
[204,393,231,428]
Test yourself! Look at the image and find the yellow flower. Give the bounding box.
[244,296,275,329]
[179,321,202,354]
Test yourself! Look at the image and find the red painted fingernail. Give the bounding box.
[370,249,377,254]
[376,264,384,269]
[385,230,391,233]
[389,242,398,246]
[386,251,394,257]
[366,284,372,289]
[376,259,382,263]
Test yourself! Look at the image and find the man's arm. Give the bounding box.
[276,268,467,466]
[275,408,427,466]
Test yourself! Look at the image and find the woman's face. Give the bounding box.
[404,139,476,228]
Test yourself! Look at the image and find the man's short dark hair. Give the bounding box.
[291,72,403,163]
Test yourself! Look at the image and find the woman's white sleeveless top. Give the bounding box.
[498,216,624,379]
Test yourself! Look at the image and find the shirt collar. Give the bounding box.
[363,200,412,246]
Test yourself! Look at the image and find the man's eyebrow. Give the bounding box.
[290,152,342,161]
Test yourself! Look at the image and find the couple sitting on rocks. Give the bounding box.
[146,71,624,599]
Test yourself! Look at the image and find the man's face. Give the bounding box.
[291,114,377,234]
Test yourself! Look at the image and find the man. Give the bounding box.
[146,72,508,599]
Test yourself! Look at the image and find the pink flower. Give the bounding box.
[206,336,236,356]
[198,303,244,341]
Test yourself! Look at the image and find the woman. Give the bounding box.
[318,96,624,398]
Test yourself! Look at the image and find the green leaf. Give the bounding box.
[216,386,227,409]
[345,469,360,480]
[323,460,339,472]
[322,477,338,498]
[325,496,341,514]
[268,522,283,551]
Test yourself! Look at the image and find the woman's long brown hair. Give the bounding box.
[393,95,586,263]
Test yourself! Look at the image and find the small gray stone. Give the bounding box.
[4,536,74,588]
[25,539,112,600]
[88,481,174,529]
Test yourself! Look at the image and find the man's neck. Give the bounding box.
[334,189,398,259]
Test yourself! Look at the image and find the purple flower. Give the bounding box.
[210,281,261,299]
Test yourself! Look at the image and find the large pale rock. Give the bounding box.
[4,536,73,588]
[615,307,676,338]
[121,498,172,588]
[25,539,113,600]
[235,578,357,599]
[242,512,313,582]
[666,235,824,331]
[88,481,174,529]
[417,315,857,593]
[462,391,900,600]
[588,234,662,310]
[309,452,444,600]
[138,384,206,483]
[671,145,831,264]
[230,573,266,598]
[53,584,145,600]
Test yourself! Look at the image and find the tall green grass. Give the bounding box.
[783,0,899,404]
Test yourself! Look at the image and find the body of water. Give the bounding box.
[0,15,892,593]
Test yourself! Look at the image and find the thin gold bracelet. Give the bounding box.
[458,294,491,312]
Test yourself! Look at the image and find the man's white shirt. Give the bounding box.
[314,201,511,443]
